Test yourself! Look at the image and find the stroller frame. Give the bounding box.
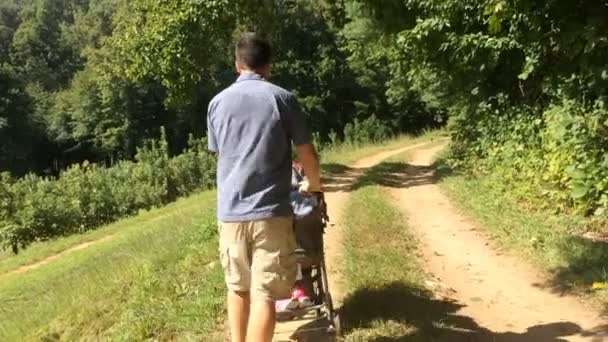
[276,193,341,337]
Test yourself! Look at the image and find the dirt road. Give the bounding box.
[390,143,606,341]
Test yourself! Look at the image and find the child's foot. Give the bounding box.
[298,296,313,308]
[275,298,299,312]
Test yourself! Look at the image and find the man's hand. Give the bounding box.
[295,143,322,192]
[298,179,322,193]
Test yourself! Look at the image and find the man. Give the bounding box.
[207,32,322,342]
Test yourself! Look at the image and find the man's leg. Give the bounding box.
[228,290,250,342]
[219,221,253,342]
[246,299,275,342]
[250,216,298,342]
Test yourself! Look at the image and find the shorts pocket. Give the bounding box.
[219,247,232,279]
[258,253,297,300]
[220,246,247,289]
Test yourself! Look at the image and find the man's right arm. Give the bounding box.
[281,93,322,192]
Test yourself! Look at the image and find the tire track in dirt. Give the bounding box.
[0,235,114,279]
[0,208,184,280]
[390,143,607,342]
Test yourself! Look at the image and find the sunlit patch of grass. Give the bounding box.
[0,198,204,275]
[0,192,225,341]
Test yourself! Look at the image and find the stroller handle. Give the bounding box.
[301,191,324,204]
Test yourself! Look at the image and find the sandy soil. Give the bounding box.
[390,143,607,342]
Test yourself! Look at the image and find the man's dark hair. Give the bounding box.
[235,32,272,69]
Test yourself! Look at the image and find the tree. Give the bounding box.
[0,0,21,63]
[0,67,35,173]
[10,0,83,90]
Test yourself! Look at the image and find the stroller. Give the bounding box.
[276,163,341,336]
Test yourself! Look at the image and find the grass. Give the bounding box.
[320,129,447,166]
[439,161,608,310]
[0,135,443,341]
[0,192,226,341]
[0,204,191,275]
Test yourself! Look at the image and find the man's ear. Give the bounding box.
[258,64,271,79]
[235,61,242,74]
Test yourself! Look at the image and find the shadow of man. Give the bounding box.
[338,282,587,342]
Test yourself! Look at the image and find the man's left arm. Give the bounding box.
[207,103,218,153]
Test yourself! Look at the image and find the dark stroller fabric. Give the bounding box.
[291,164,325,266]
[295,207,324,265]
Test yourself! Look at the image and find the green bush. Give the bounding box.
[542,101,608,215]
[446,99,608,216]
[0,134,216,253]
[343,115,391,146]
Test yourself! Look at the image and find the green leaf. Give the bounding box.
[518,56,537,80]
[488,15,502,34]
[569,169,586,180]
[571,184,588,199]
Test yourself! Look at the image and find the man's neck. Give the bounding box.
[238,64,270,79]
[240,70,265,78]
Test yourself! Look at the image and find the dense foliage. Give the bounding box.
[0,0,441,177]
[351,0,608,215]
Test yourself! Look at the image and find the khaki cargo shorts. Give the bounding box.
[218,216,297,302]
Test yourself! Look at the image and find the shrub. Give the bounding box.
[447,98,608,216]
[343,115,391,145]
[542,100,608,215]
[0,134,216,253]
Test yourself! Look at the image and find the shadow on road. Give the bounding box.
[341,281,605,342]
[283,317,336,342]
[321,161,438,194]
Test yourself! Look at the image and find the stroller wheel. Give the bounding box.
[329,312,342,337]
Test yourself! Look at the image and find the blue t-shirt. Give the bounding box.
[207,73,313,221]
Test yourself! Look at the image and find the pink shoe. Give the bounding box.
[275,298,299,312]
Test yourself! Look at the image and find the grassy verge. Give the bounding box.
[340,154,457,341]
[439,166,608,306]
[0,192,226,341]
[0,203,194,275]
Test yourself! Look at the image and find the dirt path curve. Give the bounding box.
[0,207,186,280]
[0,236,114,279]
[274,140,439,341]
[391,143,607,342]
